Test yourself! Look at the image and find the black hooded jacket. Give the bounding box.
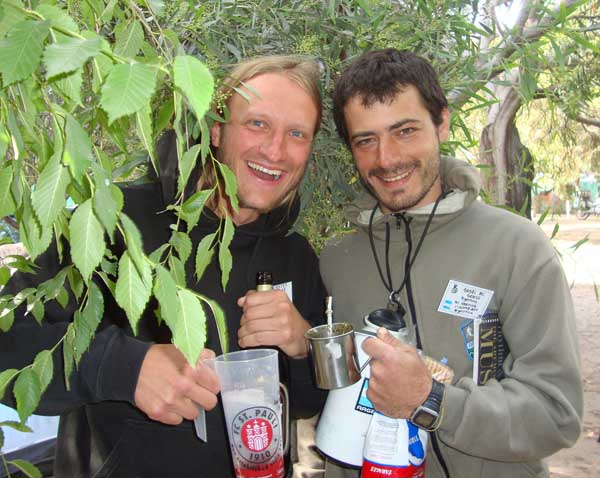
[0,139,327,477]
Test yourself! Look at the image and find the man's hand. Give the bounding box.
[237,289,311,359]
[362,328,432,418]
[134,345,220,425]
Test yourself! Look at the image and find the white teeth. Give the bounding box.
[382,169,411,182]
[248,161,282,179]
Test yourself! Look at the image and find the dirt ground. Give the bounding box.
[539,215,600,477]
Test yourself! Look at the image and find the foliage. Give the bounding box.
[0,1,232,463]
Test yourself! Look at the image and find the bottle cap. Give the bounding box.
[256,271,273,285]
[364,308,407,331]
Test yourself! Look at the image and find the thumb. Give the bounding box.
[376,327,402,347]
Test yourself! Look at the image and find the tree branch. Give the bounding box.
[574,116,600,128]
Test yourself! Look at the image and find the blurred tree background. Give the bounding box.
[153,0,600,248]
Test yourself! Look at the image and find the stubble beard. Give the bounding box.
[363,152,441,213]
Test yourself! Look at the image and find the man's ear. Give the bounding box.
[438,108,450,142]
[210,123,222,147]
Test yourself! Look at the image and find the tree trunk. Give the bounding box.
[479,80,534,218]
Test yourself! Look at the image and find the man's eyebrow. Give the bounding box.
[350,118,420,142]
[388,118,419,131]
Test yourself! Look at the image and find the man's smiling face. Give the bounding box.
[211,73,318,225]
[344,84,449,212]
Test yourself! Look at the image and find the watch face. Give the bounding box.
[412,408,437,429]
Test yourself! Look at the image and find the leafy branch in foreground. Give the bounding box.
[0,0,232,454]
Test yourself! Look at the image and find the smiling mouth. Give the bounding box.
[248,161,283,181]
[380,166,415,183]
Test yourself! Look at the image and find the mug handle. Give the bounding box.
[279,382,290,454]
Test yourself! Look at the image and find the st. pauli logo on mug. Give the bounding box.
[231,406,284,478]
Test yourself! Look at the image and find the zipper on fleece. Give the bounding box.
[405,262,450,478]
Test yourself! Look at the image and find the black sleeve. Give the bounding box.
[283,244,328,419]
[0,244,150,416]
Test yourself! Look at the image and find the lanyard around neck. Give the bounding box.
[367,194,444,309]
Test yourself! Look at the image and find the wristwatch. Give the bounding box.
[409,379,445,431]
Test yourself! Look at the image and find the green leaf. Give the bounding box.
[92,165,122,241]
[218,217,234,291]
[181,189,212,232]
[67,266,84,301]
[56,287,69,308]
[136,104,157,175]
[0,165,16,218]
[195,232,215,281]
[0,421,32,433]
[63,114,93,184]
[570,236,589,252]
[148,243,169,264]
[0,124,10,162]
[31,152,69,228]
[31,300,44,323]
[14,368,41,422]
[20,196,53,260]
[168,255,186,287]
[0,368,18,400]
[169,231,192,263]
[217,163,239,212]
[0,267,10,286]
[114,20,144,58]
[119,213,148,284]
[115,251,152,334]
[53,68,83,105]
[203,297,228,354]
[0,1,26,39]
[173,55,214,122]
[35,4,79,33]
[145,0,166,15]
[174,289,206,365]
[177,144,201,197]
[0,20,49,86]
[63,324,76,390]
[153,263,181,330]
[0,308,14,332]
[32,350,53,396]
[69,199,105,281]
[73,282,104,364]
[43,34,102,79]
[100,62,158,124]
[8,459,42,478]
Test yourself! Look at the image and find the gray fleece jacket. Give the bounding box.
[319,157,582,478]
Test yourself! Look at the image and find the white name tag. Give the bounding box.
[438,280,494,320]
[273,281,293,302]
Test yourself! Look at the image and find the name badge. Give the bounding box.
[438,280,494,320]
[273,281,293,302]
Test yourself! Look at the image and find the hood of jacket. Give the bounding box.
[346,157,482,236]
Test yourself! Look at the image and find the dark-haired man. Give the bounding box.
[319,48,582,478]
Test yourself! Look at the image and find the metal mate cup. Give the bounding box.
[304,323,361,390]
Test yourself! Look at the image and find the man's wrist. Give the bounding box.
[409,379,445,432]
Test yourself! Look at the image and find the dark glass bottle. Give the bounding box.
[256,271,273,291]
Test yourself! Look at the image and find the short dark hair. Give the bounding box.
[333,49,448,147]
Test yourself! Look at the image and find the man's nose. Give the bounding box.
[375,136,397,169]
[259,131,285,162]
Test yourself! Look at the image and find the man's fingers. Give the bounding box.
[200,348,216,360]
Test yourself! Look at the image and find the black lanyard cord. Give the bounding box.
[368,193,445,305]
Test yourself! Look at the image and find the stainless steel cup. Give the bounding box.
[304,323,361,389]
